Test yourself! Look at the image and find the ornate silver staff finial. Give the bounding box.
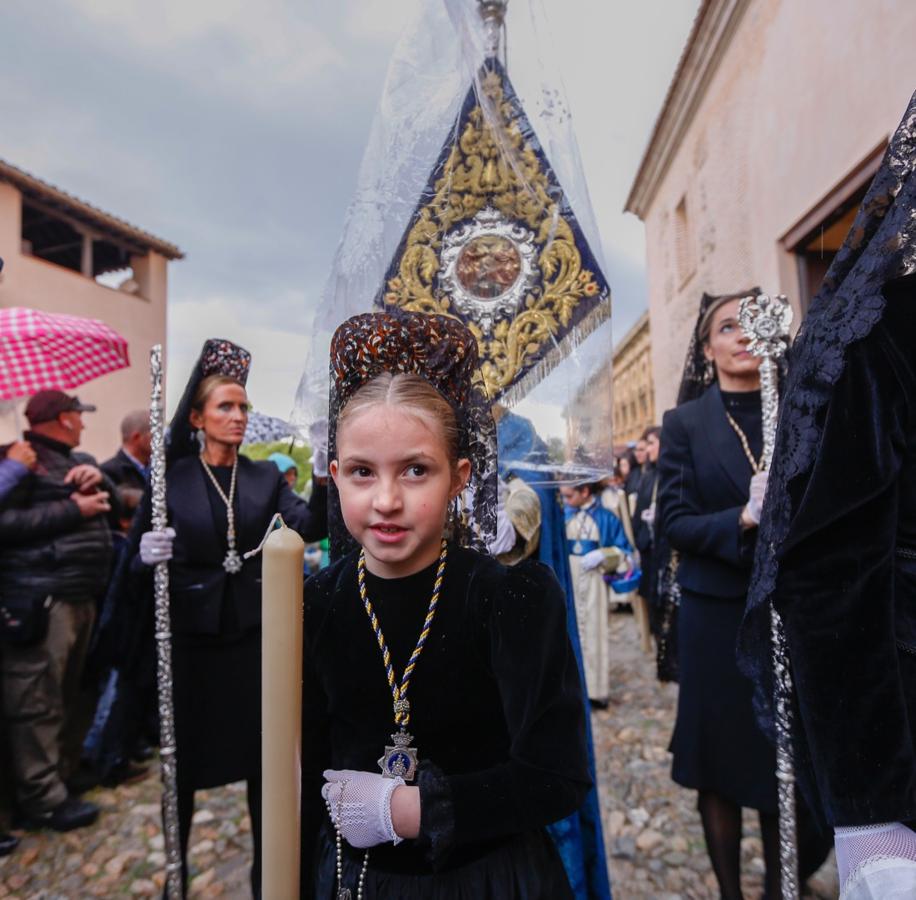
[738,292,798,900]
[478,0,508,59]
[738,293,792,470]
[149,345,184,899]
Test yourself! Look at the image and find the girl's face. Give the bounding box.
[330,405,470,578]
[189,383,249,448]
[702,298,761,382]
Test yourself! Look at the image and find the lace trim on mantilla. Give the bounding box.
[738,91,916,740]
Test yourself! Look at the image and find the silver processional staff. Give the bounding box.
[738,293,797,900]
[149,344,184,899]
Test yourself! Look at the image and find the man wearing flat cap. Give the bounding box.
[0,389,117,831]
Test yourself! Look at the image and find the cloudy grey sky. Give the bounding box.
[1,0,699,426]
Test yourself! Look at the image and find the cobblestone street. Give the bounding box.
[1,613,839,899]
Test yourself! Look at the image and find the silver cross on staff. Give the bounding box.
[738,292,798,900]
[738,293,793,468]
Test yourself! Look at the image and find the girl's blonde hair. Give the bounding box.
[191,374,246,416]
[337,373,460,467]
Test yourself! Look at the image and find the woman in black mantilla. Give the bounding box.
[299,312,590,899]
[739,92,916,898]
[658,290,788,898]
[133,340,328,894]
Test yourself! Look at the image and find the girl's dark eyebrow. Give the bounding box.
[341,451,437,466]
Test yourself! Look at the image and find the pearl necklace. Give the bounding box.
[324,779,370,900]
[198,454,244,573]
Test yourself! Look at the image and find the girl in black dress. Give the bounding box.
[299,312,590,899]
[135,340,327,893]
[657,291,779,898]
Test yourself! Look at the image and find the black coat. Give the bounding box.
[658,385,777,812]
[658,384,756,598]
[135,455,327,635]
[101,448,147,493]
[125,455,328,790]
[770,279,916,826]
[0,432,113,599]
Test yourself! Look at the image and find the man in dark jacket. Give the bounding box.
[0,390,114,831]
[100,410,150,499]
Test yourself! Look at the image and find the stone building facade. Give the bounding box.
[0,159,182,458]
[564,356,614,465]
[625,0,916,412]
[612,311,655,448]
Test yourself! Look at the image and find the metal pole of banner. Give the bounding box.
[149,344,184,900]
[738,294,797,900]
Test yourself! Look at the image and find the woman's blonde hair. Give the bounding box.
[191,374,246,416]
[337,373,460,468]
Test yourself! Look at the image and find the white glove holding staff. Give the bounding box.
[744,471,769,525]
[140,527,175,565]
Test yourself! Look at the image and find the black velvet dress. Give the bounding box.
[129,456,325,791]
[659,387,778,813]
[170,464,260,790]
[300,545,591,899]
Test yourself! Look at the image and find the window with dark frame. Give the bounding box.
[782,141,888,315]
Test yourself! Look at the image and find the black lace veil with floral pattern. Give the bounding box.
[738,91,916,739]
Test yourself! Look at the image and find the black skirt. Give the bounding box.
[171,627,260,791]
[670,589,777,813]
[312,825,572,900]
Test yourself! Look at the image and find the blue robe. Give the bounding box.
[498,412,612,900]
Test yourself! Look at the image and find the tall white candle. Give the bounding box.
[261,523,305,899]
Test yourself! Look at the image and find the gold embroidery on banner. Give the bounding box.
[381,70,604,399]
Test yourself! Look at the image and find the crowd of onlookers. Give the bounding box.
[0,392,162,855]
[0,390,331,860]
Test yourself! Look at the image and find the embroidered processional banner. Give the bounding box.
[375,59,610,405]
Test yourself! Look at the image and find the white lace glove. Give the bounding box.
[309,418,329,478]
[139,528,175,565]
[745,471,769,525]
[836,822,916,899]
[580,548,606,572]
[321,769,404,848]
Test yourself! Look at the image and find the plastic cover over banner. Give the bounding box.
[294,0,615,477]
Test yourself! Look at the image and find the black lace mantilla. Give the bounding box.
[326,311,498,559]
[738,91,916,739]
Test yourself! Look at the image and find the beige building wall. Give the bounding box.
[564,358,614,464]
[612,312,655,447]
[627,0,916,412]
[0,180,172,459]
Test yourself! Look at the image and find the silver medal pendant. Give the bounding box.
[378,730,418,782]
[223,549,243,574]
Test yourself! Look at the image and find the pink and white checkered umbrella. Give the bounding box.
[0,307,130,401]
